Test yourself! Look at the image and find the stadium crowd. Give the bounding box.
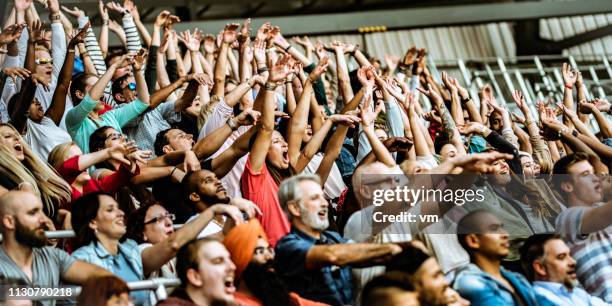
[0,0,610,305]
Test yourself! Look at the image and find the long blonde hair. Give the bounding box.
[0,124,71,217]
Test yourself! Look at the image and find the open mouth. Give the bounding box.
[14,143,23,153]
[318,209,328,219]
[216,185,226,194]
[116,219,126,228]
[282,151,289,164]
[223,275,236,294]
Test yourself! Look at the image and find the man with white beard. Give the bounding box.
[274,174,408,306]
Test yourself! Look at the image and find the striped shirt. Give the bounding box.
[556,204,612,303]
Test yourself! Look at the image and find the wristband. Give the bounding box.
[102,19,109,26]
[558,127,568,139]
[170,166,178,176]
[49,14,61,21]
[564,83,573,90]
[257,66,268,74]
[461,97,471,105]
[284,45,292,52]
[572,130,578,137]
[265,82,278,91]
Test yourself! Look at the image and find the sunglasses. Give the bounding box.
[122,82,137,91]
[35,58,53,65]
[144,213,176,225]
[105,133,126,141]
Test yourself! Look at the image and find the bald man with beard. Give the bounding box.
[0,191,111,306]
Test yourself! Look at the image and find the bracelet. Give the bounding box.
[257,66,268,73]
[170,166,178,176]
[265,82,278,91]
[564,83,573,90]
[558,127,568,139]
[524,119,535,126]
[102,19,109,26]
[461,97,471,105]
[49,13,61,21]
[80,51,89,57]
[266,48,275,54]
[285,80,292,84]
[0,49,7,54]
[284,45,292,52]
[227,117,238,131]
[572,130,579,137]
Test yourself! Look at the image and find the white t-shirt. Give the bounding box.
[303,152,346,200]
[186,214,225,238]
[198,99,249,198]
[24,117,72,161]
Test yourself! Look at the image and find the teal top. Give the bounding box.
[65,94,148,153]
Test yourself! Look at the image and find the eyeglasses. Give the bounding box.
[105,133,126,141]
[253,246,275,256]
[122,82,137,91]
[144,213,176,225]
[35,58,53,65]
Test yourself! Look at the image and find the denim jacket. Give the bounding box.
[453,264,540,306]
[72,239,144,280]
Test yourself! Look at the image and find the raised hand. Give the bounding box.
[329,113,361,129]
[423,111,442,124]
[133,48,148,70]
[31,73,50,91]
[361,92,383,128]
[202,34,215,53]
[105,1,126,14]
[457,122,488,135]
[292,36,313,50]
[383,137,413,153]
[252,38,266,64]
[69,21,90,48]
[441,71,457,94]
[2,67,31,83]
[562,63,578,87]
[154,10,171,28]
[98,0,109,21]
[164,15,181,29]
[417,84,443,107]
[256,22,271,42]
[178,30,201,52]
[452,152,513,173]
[412,48,427,75]
[0,24,26,45]
[593,98,611,113]
[186,73,213,87]
[15,0,33,11]
[357,66,375,88]
[384,55,400,72]
[108,20,125,35]
[107,141,136,165]
[222,23,240,44]
[238,18,251,42]
[61,5,85,19]
[28,20,48,44]
[269,54,297,82]
[401,46,418,67]
[511,89,530,114]
[309,56,329,81]
[450,78,469,99]
[578,99,596,114]
[314,41,327,59]
[231,109,261,126]
[123,0,139,21]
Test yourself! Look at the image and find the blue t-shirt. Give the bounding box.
[274,227,353,306]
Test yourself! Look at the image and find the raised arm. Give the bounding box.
[8,75,46,134]
[329,41,354,104]
[561,63,578,129]
[419,84,466,156]
[287,57,328,167]
[211,126,258,178]
[46,24,89,125]
[361,88,395,167]
[212,24,239,98]
[124,0,151,48]
[249,55,294,173]
[579,99,612,139]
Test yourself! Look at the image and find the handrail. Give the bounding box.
[0,225,184,241]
